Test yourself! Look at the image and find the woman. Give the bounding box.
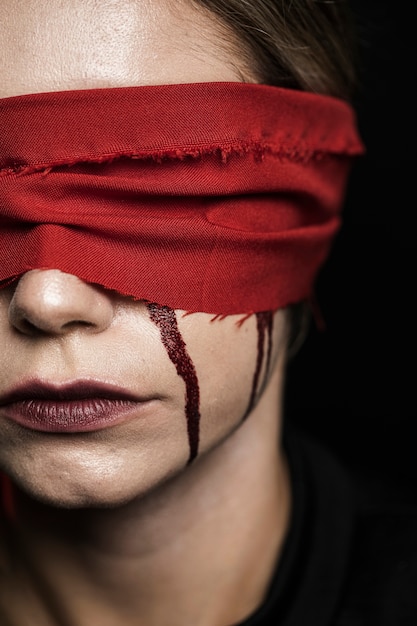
[0,1,401,625]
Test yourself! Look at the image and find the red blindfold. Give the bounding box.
[0,82,364,314]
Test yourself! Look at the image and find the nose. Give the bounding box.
[8,270,114,336]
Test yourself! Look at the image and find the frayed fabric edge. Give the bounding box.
[0,140,343,177]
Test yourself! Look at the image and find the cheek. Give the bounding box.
[143,304,285,468]
[0,289,14,355]
[147,303,201,464]
[175,311,281,451]
[0,288,11,318]
[147,303,259,466]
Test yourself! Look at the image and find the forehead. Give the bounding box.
[0,0,243,99]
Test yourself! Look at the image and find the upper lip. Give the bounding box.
[0,380,146,405]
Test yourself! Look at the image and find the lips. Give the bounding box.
[0,381,151,433]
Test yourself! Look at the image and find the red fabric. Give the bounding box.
[0,82,364,314]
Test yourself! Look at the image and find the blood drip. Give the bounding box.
[147,303,201,464]
[242,311,274,420]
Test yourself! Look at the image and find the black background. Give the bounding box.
[285,1,416,492]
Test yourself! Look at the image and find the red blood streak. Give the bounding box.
[242,311,274,420]
[147,303,201,464]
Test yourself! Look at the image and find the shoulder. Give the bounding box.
[284,428,417,625]
[334,469,417,625]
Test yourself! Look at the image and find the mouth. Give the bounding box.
[0,381,153,433]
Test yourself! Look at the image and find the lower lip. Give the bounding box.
[1,399,144,433]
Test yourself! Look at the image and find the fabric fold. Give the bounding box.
[0,82,364,314]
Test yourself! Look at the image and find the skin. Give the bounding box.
[0,1,291,624]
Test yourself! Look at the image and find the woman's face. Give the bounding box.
[0,0,287,508]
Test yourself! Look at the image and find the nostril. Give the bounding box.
[61,319,96,331]
[7,270,115,336]
[10,314,83,337]
[14,316,97,337]
[14,317,41,336]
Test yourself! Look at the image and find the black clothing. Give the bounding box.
[240,428,417,626]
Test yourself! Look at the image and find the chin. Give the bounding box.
[7,472,138,510]
[39,486,140,510]
[4,453,188,511]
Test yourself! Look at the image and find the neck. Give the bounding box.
[5,371,291,626]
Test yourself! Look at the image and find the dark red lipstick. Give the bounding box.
[0,381,150,433]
